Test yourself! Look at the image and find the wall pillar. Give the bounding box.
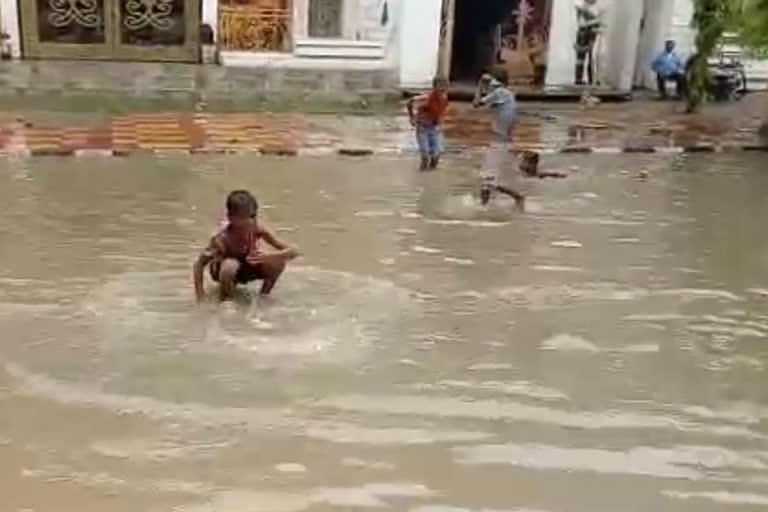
[202,0,219,40]
[0,0,21,58]
[294,0,308,39]
[601,0,643,90]
[544,0,577,86]
[398,0,442,88]
[634,0,676,88]
[436,0,456,79]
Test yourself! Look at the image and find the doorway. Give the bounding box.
[19,0,200,62]
[448,0,552,86]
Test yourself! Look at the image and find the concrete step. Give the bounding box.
[294,39,385,60]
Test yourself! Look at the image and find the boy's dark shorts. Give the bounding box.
[210,259,265,284]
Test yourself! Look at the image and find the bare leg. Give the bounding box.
[495,185,526,211]
[480,186,492,205]
[218,258,240,301]
[258,259,286,296]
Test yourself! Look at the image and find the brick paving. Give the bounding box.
[0,94,765,157]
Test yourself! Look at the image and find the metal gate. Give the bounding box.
[20,0,200,62]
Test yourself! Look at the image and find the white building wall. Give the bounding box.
[398,0,442,89]
[600,0,643,90]
[0,0,21,58]
[634,0,676,89]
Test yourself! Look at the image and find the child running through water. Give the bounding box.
[407,76,450,170]
[193,190,299,302]
[472,69,526,209]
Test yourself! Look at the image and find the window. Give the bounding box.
[308,0,343,38]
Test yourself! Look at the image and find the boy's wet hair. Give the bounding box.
[522,151,540,165]
[432,75,448,88]
[521,151,540,175]
[489,67,509,86]
[226,190,258,217]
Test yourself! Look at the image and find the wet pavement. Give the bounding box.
[2,150,768,512]
[0,94,765,156]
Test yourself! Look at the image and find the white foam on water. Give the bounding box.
[7,363,496,446]
[624,314,693,322]
[310,393,764,437]
[90,438,233,462]
[747,288,768,297]
[443,256,475,266]
[467,363,515,371]
[678,402,767,424]
[618,343,660,353]
[688,324,767,338]
[663,490,768,506]
[22,465,212,496]
[429,194,517,224]
[550,240,583,248]
[275,463,307,473]
[5,362,290,430]
[72,267,413,365]
[342,457,395,470]
[304,421,493,445]
[453,444,768,480]
[654,288,742,302]
[178,490,310,512]
[412,245,443,255]
[424,219,512,227]
[313,483,434,508]
[541,334,598,352]
[541,334,659,354]
[437,380,568,401]
[0,301,64,316]
[355,210,397,218]
[532,265,583,273]
[413,506,551,512]
[495,284,650,309]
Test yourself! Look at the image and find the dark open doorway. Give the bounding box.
[448,0,552,87]
[449,0,508,82]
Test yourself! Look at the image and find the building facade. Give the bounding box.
[1,0,764,92]
[0,0,401,77]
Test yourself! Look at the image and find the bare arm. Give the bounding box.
[192,252,212,303]
[252,225,299,263]
[406,94,427,125]
[537,169,568,179]
[473,77,489,107]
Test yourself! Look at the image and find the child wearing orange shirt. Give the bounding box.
[407,76,450,170]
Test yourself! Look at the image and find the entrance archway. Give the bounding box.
[445,0,552,86]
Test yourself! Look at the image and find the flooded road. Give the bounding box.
[1,152,768,512]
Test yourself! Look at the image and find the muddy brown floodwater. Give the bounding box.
[1,152,768,512]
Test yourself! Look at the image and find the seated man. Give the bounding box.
[651,40,686,99]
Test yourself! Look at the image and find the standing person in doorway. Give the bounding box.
[574,0,604,85]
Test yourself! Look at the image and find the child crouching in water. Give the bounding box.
[472,69,525,209]
[193,190,298,302]
[407,76,450,170]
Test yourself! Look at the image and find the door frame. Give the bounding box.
[19,0,200,62]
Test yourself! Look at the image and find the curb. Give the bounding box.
[3,144,766,158]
